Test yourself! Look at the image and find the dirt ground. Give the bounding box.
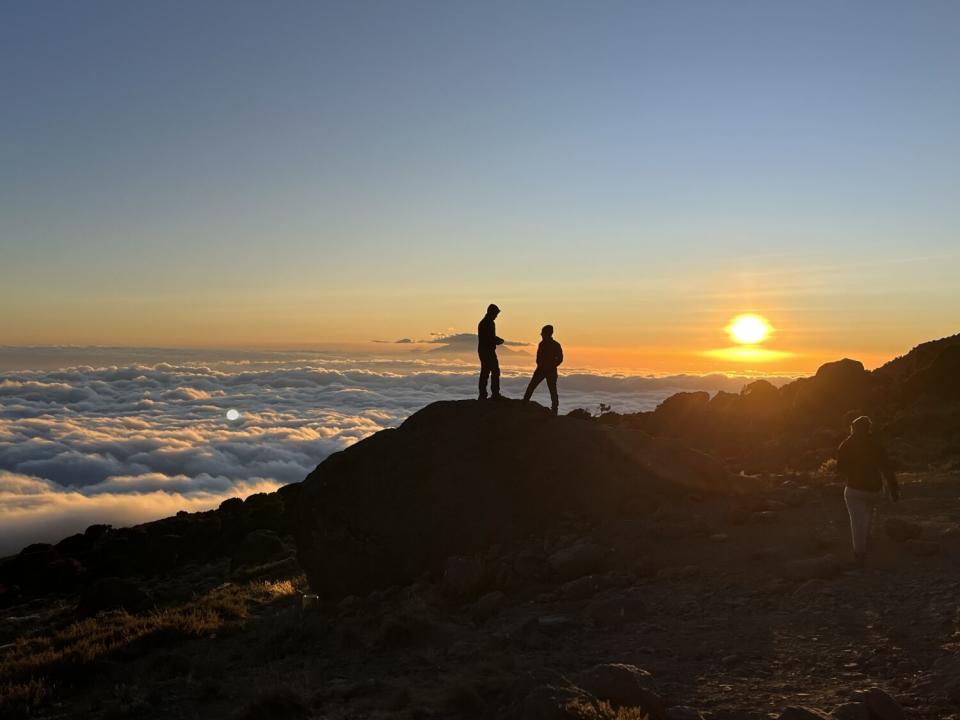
[5,471,960,719]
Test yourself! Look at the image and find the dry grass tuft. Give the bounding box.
[565,699,651,720]
[0,577,303,716]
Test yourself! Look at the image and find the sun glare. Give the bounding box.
[727,314,771,345]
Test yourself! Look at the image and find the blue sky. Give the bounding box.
[2,1,959,370]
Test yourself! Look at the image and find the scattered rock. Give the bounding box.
[794,578,831,597]
[443,555,486,597]
[560,574,604,600]
[576,663,665,718]
[940,526,960,540]
[77,577,152,617]
[829,702,870,720]
[548,543,606,581]
[779,707,830,720]
[763,499,789,512]
[667,707,704,720]
[855,687,904,720]
[884,518,922,543]
[903,539,939,557]
[522,683,595,720]
[537,614,578,635]
[473,590,506,620]
[230,529,291,571]
[781,555,843,581]
[584,588,646,627]
[655,565,699,580]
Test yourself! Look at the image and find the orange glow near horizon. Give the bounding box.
[701,312,795,366]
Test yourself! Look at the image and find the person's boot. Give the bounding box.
[551,405,559,416]
[478,393,488,401]
[491,393,507,400]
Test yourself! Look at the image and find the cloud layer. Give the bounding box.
[0,351,781,554]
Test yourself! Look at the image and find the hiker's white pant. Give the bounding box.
[844,486,880,557]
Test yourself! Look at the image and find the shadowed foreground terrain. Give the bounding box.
[3,334,960,719]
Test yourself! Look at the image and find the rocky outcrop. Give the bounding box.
[286,399,731,598]
[598,332,960,472]
[0,483,297,605]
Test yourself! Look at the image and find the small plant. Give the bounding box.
[819,457,838,475]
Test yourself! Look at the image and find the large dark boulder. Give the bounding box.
[77,576,152,617]
[287,399,731,599]
[0,543,86,595]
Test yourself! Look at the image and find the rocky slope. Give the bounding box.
[283,399,733,599]
[595,332,960,473]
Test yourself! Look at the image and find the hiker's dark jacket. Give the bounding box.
[535,338,564,371]
[477,316,503,354]
[837,432,895,493]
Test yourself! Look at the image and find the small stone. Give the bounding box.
[940,526,960,540]
[903,539,939,557]
[547,542,605,581]
[443,555,486,597]
[655,565,699,580]
[779,707,830,720]
[667,706,704,720]
[782,555,843,581]
[585,588,646,626]
[884,518,922,543]
[537,614,577,635]
[858,687,904,720]
[473,590,505,620]
[829,702,870,720]
[576,663,664,717]
[795,578,831,597]
[523,684,595,720]
[560,574,603,600]
[76,577,152,617]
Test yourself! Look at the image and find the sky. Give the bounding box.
[3,1,959,373]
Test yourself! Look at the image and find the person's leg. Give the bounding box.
[844,487,869,563]
[863,493,878,553]
[478,354,490,399]
[524,368,544,401]
[546,371,559,413]
[490,356,502,397]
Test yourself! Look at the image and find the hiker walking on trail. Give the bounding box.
[837,415,899,566]
[523,324,563,415]
[478,303,505,400]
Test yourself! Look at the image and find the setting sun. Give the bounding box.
[727,314,772,345]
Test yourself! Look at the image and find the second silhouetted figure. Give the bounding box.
[523,324,563,414]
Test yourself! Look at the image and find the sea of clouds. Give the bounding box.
[0,347,788,554]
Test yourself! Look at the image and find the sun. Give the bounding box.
[726,314,771,345]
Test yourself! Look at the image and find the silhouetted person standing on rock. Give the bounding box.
[523,325,563,414]
[837,415,899,566]
[478,303,505,400]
